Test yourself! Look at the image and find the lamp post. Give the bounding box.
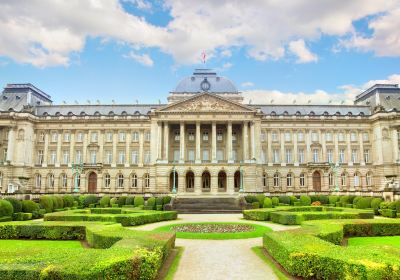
[71,162,83,193]
[329,162,341,192]
[239,161,244,193]
[172,162,177,194]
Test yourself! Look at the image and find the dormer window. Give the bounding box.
[323,111,329,116]
[67,112,74,117]
[309,111,315,116]
[121,111,127,116]
[270,111,276,116]
[134,111,140,115]
[295,111,301,116]
[283,111,288,116]
[80,111,86,116]
[94,111,100,116]
[16,95,21,100]
[109,111,114,116]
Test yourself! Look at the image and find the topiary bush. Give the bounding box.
[134,196,145,207]
[146,197,156,210]
[4,198,22,213]
[355,197,372,209]
[110,197,118,206]
[300,195,311,206]
[83,195,98,208]
[156,197,164,207]
[63,195,74,207]
[310,195,319,203]
[271,197,279,207]
[289,196,297,205]
[99,196,111,207]
[117,196,127,207]
[39,195,54,213]
[263,197,273,208]
[22,200,40,213]
[0,200,13,217]
[125,196,135,205]
[245,195,257,203]
[163,196,172,205]
[55,196,64,209]
[251,202,260,209]
[255,194,265,206]
[318,195,329,205]
[371,198,383,215]
[328,196,339,205]
[278,196,291,205]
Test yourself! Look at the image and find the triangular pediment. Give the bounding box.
[157,93,255,113]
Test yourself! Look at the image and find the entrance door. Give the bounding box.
[234,171,241,191]
[218,171,227,191]
[88,172,97,193]
[312,171,321,191]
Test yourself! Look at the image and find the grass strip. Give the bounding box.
[161,247,184,280]
[251,246,291,280]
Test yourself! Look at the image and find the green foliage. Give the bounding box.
[355,197,372,209]
[299,195,311,206]
[110,197,118,205]
[22,200,39,214]
[255,194,265,206]
[163,196,172,205]
[134,196,145,207]
[40,195,54,213]
[54,196,64,209]
[380,209,397,218]
[147,197,156,209]
[117,196,127,207]
[318,195,329,205]
[371,198,383,214]
[244,195,257,203]
[263,197,273,208]
[4,198,22,213]
[63,195,74,207]
[271,197,279,207]
[22,213,32,220]
[328,196,339,205]
[310,195,319,202]
[251,202,260,209]
[289,196,297,205]
[83,195,98,208]
[0,200,13,217]
[125,196,135,205]
[99,195,111,207]
[156,197,164,206]
[278,196,290,205]
[156,205,163,211]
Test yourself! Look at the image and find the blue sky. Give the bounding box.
[0,0,400,104]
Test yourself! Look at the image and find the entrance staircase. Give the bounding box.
[172,196,242,214]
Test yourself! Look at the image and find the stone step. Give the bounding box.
[176,209,243,214]
[172,197,242,213]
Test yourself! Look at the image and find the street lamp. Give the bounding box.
[71,162,83,193]
[171,161,177,194]
[239,161,244,193]
[329,162,341,192]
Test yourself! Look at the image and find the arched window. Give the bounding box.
[47,174,54,188]
[286,173,292,187]
[299,173,305,187]
[262,173,267,187]
[60,173,68,189]
[366,172,373,186]
[273,173,280,187]
[74,173,81,187]
[328,173,334,186]
[354,172,361,187]
[131,173,138,188]
[104,174,111,188]
[144,173,150,188]
[35,174,41,189]
[341,173,347,187]
[117,174,124,188]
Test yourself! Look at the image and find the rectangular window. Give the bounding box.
[76,132,83,142]
[217,149,224,161]
[39,132,45,142]
[75,150,82,163]
[325,132,332,142]
[285,149,292,163]
[351,149,358,163]
[217,131,223,141]
[105,151,112,164]
[106,132,113,142]
[119,132,126,142]
[173,150,180,161]
[364,149,370,163]
[202,149,209,161]
[327,149,333,163]
[350,132,357,142]
[188,131,195,141]
[37,150,44,165]
[131,150,138,164]
[145,132,151,142]
[144,150,151,164]
[313,149,319,163]
[272,132,278,142]
[298,149,305,163]
[202,131,209,141]
[363,132,369,142]
[62,150,69,165]
[50,150,56,164]
[232,150,237,161]
[132,131,139,142]
[174,131,180,141]
[260,132,266,142]
[118,151,125,164]
[90,151,97,164]
[273,149,280,163]
[297,132,304,142]
[63,133,70,142]
[188,149,195,161]
[339,149,345,163]
[312,131,318,142]
[51,132,58,143]
[91,132,98,143]
[300,174,305,187]
[285,132,291,142]
[338,132,344,142]
[232,131,237,142]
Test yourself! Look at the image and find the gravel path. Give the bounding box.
[133,214,297,280]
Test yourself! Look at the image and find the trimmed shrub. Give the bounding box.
[289,196,297,205]
[371,198,383,214]
[111,204,119,208]
[256,194,265,206]
[380,209,397,218]
[163,196,172,205]
[355,197,372,209]
[271,197,279,207]
[117,196,127,207]
[22,200,40,213]
[83,195,98,208]
[339,195,350,206]
[125,196,135,205]
[156,197,164,206]
[22,213,32,220]
[156,205,163,211]
[319,195,329,205]
[310,195,319,203]
[78,195,86,207]
[245,195,257,203]
[278,196,291,205]
[55,196,64,209]
[300,195,311,206]
[147,197,156,210]
[110,197,118,206]
[134,196,145,207]
[328,196,339,205]
[12,212,24,221]
[4,198,22,213]
[0,200,14,217]
[99,196,111,207]
[39,195,54,213]
[263,197,273,208]
[251,202,260,209]
[63,195,74,207]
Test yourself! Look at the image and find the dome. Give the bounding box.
[173,69,238,93]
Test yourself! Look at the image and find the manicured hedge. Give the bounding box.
[134,196,145,207]
[4,198,21,213]
[263,219,400,279]
[0,200,13,218]
[263,197,273,208]
[299,195,311,206]
[63,195,74,207]
[22,200,39,214]
[40,195,54,213]
[100,195,111,207]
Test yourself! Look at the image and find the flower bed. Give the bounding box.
[263,219,400,279]
[171,223,254,233]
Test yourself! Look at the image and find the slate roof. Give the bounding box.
[254,104,371,116]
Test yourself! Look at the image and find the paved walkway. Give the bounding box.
[134,214,297,280]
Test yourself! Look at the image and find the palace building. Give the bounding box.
[0,69,399,195]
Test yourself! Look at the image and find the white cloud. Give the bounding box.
[288,39,318,63]
[123,0,152,11]
[242,73,400,105]
[124,51,154,66]
[241,82,254,87]
[222,62,232,69]
[0,0,398,66]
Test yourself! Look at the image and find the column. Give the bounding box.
[293,130,298,165]
[179,122,185,163]
[195,122,201,163]
[56,130,62,167]
[359,130,364,165]
[393,128,399,163]
[69,131,75,166]
[125,131,131,167]
[82,131,88,164]
[280,131,285,164]
[212,122,217,163]
[157,122,162,161]
[267,130,272,164]
[346,130,352,165]
[164,122,169,161]
[306,130,311,163]
[194,174,201,194]
[138,130,144,167]
[6,127,15,163]
[250,122,255,160]
[242,122,248,161]
[227,122,233,163]
[321,130,326,162]
[112,130,117,167]
[43,130,49,166]
[334,131,339,163]
[98,131,104,165]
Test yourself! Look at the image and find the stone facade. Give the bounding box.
[0,70,399,195]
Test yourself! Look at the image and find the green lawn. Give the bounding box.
[0,239,83,249]
[348,236,400,248]
[251,247,290,280]
[152,222,272,239]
